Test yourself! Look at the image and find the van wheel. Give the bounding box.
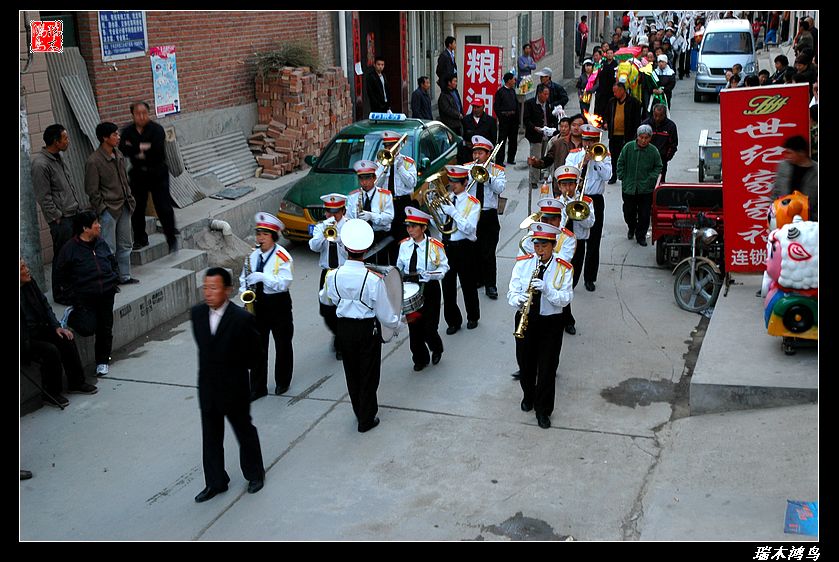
[694,91,702,103]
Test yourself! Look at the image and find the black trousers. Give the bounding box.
[48,217,75,293]
[677,51,690,78]
[497,116,519,164]
[78,292,115,365]
[336,317,381,426]
[318,268,338,337]
[407,280,443,366]
[660,160,669,183]
[581,193,604,284]
[476,209,500,288]
[129,169,177,246]
[390,195,412,264]
[251,291,294,393]
[608,135,626,181]
[28,330,86,394]
[442,240,480,328]
[622,191,654,243]
[516,310,564,417]
[200,405,264,490]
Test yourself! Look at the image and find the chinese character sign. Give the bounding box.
[719,84,810,272]
[98,11,148,62]
[462,44,503,117]
[30,20,64,53]
[150,46,180,117]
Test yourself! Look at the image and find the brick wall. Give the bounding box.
[75,11,336,126]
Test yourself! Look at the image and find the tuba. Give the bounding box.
[422,172,457,235]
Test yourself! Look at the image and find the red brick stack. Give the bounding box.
[252,66,352,179]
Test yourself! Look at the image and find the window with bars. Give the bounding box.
[542,12,554,55]
[518,12,531,53]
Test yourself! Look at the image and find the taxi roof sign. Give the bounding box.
[369,112,406,121]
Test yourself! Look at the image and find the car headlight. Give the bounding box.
[697,63,709,75]
[279,199,304,217]
[744,62,757,74]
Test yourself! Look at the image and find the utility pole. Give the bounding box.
[20,94,45,288]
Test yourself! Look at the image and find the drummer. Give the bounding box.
[396,207,450,371]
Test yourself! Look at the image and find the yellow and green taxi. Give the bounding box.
[278,114,461,241]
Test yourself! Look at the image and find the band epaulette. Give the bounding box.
[402,156,414,164]
[493,163,505,170]
[517,253,534,261]
[561,227,575,237]
[276,247,291,262]
[430,237,445,249]
[467,194,480,204]
[399,237,410,244]
[377,188,392,195]
[569,147,583,153]
[557,257,573,269]
[582,195,593,203]
[349,188,361,195]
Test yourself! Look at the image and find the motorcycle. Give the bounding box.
[672,211,722,313]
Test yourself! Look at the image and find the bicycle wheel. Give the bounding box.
[673,262,721,312]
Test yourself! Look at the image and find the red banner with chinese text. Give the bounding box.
[530,37,545,62]
[719,83,810,272]
[462,44,503,117]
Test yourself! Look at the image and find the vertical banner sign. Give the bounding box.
[462,44,503,117]
[150,46,180,117]
[98,11,148,62]
[719,83,810,272]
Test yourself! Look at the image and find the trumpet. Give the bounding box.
[240,245,259,314]
[565,145,605,222]
[376,133,408,168]
[466,141,504,189]
[422,172,457,235]
[324,223,339,242]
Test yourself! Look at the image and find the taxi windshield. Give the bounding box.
[315,133,415,172]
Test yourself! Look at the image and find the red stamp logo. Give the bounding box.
[30,20,64,53]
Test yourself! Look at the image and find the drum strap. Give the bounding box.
[331,269,374,311]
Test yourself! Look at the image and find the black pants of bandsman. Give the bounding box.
[251,291,294,394]
[407,279,443,366]
[515,310,564,417]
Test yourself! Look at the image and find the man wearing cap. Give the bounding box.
[239,212,294,400]
[606,81,642,184]
[465,135,506,300]
[641,104,678,183]
[534,67,569,109]
[494,72,520,165]
[396,207,450,371]
[653,54,676,110]
[319,219,402,433]
[309,193,349,359]
[524,84,558,190]
[347,159,395,265]
[375,132,417,264]
[433,164,481,334]
[460,99,497,165]
[508,221,574,429]
[564,125,612,293]
[617,124,662,246]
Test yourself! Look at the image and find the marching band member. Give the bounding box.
[396,207,450,371]
[430,164,481,335]
[564,124,612,293]
[347,159,395,265]
[465,135,506,300]
[309,193,349,360]
[554,165,595,335]
[239,212,294,400]
[319,219,402,433]
[376,130,417,264]
[508,222,574,429]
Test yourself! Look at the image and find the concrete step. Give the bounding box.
[689,274,818,415]
[130,233,179,266]
[144,216,157,236]
[143,248,208,274]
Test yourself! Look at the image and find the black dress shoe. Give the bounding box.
[627,229,634,239]
[247,479,264,494]
[446,325,460,335]
[466,320,479,329]
[336,350,343,360]
[637,239,648,247]
[195,485,228,503]
[564,324,576,335]
[413,363,427,372]
[585,281,595,292]
[536,414,551,429]
[521,400,533,412]
[358,417,380,433]
[431,351,442,365]
[275,385,290,396]
[20,469,33,480]
[511,371,521,380]
[250,389,268,402]
[132,241,149,251]
[486,286,499,299]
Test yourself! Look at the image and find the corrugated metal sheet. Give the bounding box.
[58,75,100,150]
[169,172,207,207]
[179,131,258,185]
[193,161,243,186]
[164,134,185,177]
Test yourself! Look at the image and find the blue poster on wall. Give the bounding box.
[98,11,148,62]
[784,500,818,536]
[150,46,180,117]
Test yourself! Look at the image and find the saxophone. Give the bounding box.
[513,262,541,339]
[240,246,258,314]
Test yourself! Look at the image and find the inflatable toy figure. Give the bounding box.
[617,59,643,102]
[768,190,810,231]
[763,216,818,353]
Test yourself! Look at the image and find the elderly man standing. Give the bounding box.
[617,124,662,246]
[534,67,569,109]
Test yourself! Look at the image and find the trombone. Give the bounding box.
[376,133,408,168]
[421,172,458,235]
[466,141,504,190]
[566,143,608,221]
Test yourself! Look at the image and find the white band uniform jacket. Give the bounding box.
[464,160,507,210]
[309,216,348,269]
[427,189,481,242]
[507,254,574,316]
[347,187,395,232]
[559,193,596,240]
[238,244,293,295]
[564,149,612,197]
[319,260,401,328]
[376,156,418,197]
[396,235,450,280]
[519,224,577,261]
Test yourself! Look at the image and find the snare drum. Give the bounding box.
[402,282,424,314]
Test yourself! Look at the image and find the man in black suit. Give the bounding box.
[438,74,464,140]
[191,267,265,503]
[436,36,457,91]
[365,56,390,113]
[460,98,497,164]
[494,72,520,165]
[523,83,558,189]
[410,76,433,120]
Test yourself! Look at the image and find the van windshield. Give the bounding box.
[702,31,752,55]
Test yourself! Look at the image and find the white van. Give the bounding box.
[694,19,758,102]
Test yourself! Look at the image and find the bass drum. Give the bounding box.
[402,282,424,314]
[365,265,403,343]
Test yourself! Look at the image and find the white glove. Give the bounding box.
[552,105,566,119]
[246,272,266,285]
[530,278,545,292]
[323,216,336,226]
[516,293,529,306]
[441,203,457,217]
[358,211,374,222]
[420,270,442,282]
[542,127,557,139]
[396,315,408,335]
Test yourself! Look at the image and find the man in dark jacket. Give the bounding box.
[365,57,390,113]
[438,74,464,146]
[494,72,520,165]
[606,81,642,184]
[523,84,558,189]
[21,258,98,408]
[410,76,433,120]
[534,67,569,109]
[460,99,497,164]
[436,36,457,91]
[641,104,678,182]
[191,267,265,503]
